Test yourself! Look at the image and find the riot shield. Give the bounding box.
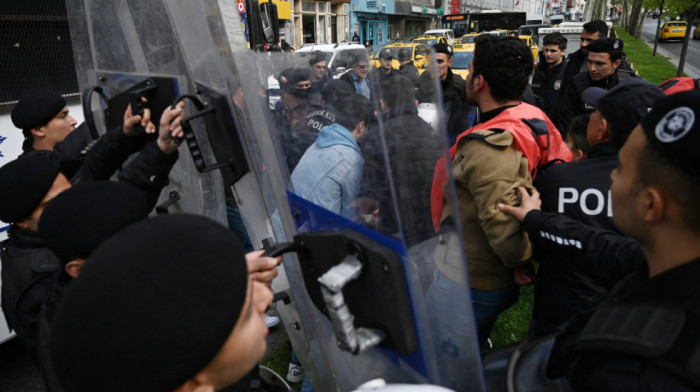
[65,0,227,224]
[66,0,485,390]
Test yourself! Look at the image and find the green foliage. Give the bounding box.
[261,335,302,390]
[613,27,682,84]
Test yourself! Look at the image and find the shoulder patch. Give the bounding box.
[465,129,513,147]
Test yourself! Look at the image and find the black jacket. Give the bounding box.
[416,68,473,141]
[530,143,621,336]
[561,49,633,96]
[532,59,567,128]
[558,68,636,132]
[359,104,442,245]
[399,61,419,86]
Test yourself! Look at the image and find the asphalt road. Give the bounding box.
[640,17,700,78]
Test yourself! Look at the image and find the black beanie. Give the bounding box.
[11,92,66,130]
[50,214,249,392]
[0,155,61,223]
[38,181,150,261]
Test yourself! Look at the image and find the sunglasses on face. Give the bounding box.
[355,65,369,70]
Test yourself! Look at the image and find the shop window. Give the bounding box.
[302,2,315,12]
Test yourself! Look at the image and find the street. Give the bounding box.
[640,17,700,78]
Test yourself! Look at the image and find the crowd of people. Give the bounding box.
[1,17,700,392]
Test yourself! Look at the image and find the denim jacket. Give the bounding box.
[291,123,364,218]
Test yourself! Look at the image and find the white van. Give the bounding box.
[424,29,455,45]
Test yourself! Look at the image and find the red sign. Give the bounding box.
[237,0,246,13]
[451,0,460,14]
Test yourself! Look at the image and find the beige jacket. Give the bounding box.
[437,129,533,290]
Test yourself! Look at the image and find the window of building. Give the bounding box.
[302,2,315,12]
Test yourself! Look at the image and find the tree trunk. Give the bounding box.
[635,9,646,37]
[622,0,629,29]
[627,0,643,36]
[652,4,664,56]
[677,8,696,76]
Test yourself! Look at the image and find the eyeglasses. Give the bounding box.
[295,82,311,89]
[355,65,369,70]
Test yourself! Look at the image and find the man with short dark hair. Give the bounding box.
[430,35,572,348]
[498,89,700,391]
[397,47,419,85]
[561,20,610,89]
[339,53,371,100]
[308,51,329,93]
[559,37,636,131]
[291,94,374,218]
[416,43,471,140]
[528,78,663,338]
[532,32,568,129]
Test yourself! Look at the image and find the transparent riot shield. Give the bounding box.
[67,0,485,390]
[65,0,227,224]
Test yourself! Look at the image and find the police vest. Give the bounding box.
[431,102,572,229]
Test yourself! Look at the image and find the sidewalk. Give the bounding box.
[639,38,700,79]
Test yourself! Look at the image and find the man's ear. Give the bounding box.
[30,126,46,138]
[473,74,486,93]
[599,117,612,142]
[612,59,622,69]
[65,259,86,279]
[643,186,666,223]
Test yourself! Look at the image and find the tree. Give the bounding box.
[643,0,667,56]
[664,0,699,76]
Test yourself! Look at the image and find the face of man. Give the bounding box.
[36,106,77,149]
[587,52,619,81]
[311,61,327,81]
[189,279,273,390]
[580,30,602,52]
[435,53,452,80]
[17,173,72,232]
[380,56,393,73]
[353,61,369,79]
[610,125,646,240]
[543,44,565,67]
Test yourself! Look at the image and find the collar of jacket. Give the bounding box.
[316,123,360,151]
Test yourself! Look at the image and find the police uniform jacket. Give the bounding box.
[529,142,621,336]
[561,49,633,98]
[523,210,699,390]
[558,68,636,132]
[416,68,472,140]
[0,139,177,359]
[531,58,567,125]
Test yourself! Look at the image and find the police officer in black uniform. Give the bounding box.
[498,89,700,391]
[416,43,472,141]
[558,37,636,132]
[530,78,663,337]
[531,32,568,130]
[397,47,419,86]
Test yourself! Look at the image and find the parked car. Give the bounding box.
[423,29,455,44]
[370,42,430,69]
[658,20,687,42]
[519,35,540,63]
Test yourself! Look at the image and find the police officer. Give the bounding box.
[48,214,277,391]
[531,32,568,131]
[370,47,398,85]
[397,47,419,85]
[559,37,637,131]
[416,43,471,140]
[0,104,183,356]
[499,89,700,391]
[529,78,663,337]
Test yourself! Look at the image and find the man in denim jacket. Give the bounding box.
[291,94,373,218]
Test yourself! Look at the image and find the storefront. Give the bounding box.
[350,0,392,51]
[294,0,351,45]
[389,0,436,40]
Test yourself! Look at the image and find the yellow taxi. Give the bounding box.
[411,35,448,47]
[417,43,474,79]
[370,42,431,69]
[519,35,539,63]
[658,21,688,42]
[457,33,478,50]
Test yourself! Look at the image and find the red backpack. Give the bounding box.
[659,77,700,95]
